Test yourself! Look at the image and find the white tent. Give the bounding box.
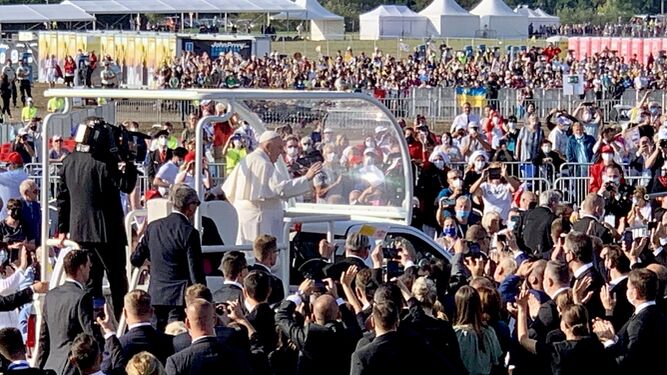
[0,4,94,23]
[419,0,478,37]
[470,0,529,38]
[514,5,560,28]
[272,0,344,40]
[359,5,429,40]
[533,8,560,26]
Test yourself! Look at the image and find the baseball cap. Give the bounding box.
[600,145,614,153]
[51,135,62,142]
[6,152,22,165]
[468,121,480,129]
[17,129,28,136]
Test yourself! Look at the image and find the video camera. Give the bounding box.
[75,117,148,163]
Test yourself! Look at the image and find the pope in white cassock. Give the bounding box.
[222,130,322,244]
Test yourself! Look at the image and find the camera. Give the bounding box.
[75,117,148,163]
[660,139,667,149]
[382,243,399,259]
[488,167,501,180]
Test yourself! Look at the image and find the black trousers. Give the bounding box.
[1,95,10,116]
[79,242,128,321]
[153,305,184,332]
[9,81,16,106]
[19,80,30,105]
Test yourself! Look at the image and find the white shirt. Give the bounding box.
[223,280,243,289]
[0,169,28,218]
[609,275,628,289]
[479,182,512,221]
[635,300,657,315]
[452,113,480,133]
[573,263,594,279]
[551,287,571,299]
[128,322,153,331]
[548,127,569,155]
[155,161,180,196]
[191,335,216,345]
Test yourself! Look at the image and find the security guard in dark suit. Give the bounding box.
[130,184,206,331]
[57,117,138,320]
[248,234,284,305]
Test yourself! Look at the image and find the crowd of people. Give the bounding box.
[548,17,667,38]
[6,33,667,374]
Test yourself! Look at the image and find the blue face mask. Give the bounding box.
[443,226,457,238]
[456,210,470,219]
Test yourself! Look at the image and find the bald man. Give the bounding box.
[275,280,361,375]
[164,299,250,375]
[572,193,614,244]
[223,130,322,244]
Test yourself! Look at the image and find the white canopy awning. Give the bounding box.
[0,4,95,23]
[272,0,343,21]
[63,0,304,15]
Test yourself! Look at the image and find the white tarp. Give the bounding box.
[63,0,303,14]
[419,0,478,37]
[515,5,560,28]
[359,5,429,40]
[470,0,529,38]
[272,0,344,40]
[0,4,94,23]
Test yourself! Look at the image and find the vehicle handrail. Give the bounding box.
[125,209,147,282]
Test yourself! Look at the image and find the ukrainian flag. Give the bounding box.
[456,86,487,108]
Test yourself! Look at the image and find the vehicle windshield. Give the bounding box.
[236,97,412,222]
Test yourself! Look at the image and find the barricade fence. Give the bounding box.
[111,87,657,130]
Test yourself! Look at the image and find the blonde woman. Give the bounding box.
[126,352,166,375]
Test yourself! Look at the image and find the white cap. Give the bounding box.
[200,99,212,106]
[18,129,28,136]
[375,125,388,133]
[26,97,33,103]
[323,128,334,134]
[259,130,281,144]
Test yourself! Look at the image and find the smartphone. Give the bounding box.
[93,297,106,320]
[496,234,507,243]
[439,197,456,206]
[488,167,501,180]
[382,246,399,259]
[467,241,481,254]
[385,260,402,281]
[622,231,634,249]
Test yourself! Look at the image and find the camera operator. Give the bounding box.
[57,117,138,320]
[646,137,667,193]
[597,164,632,222]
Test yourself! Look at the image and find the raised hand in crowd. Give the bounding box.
[573,275,594,305]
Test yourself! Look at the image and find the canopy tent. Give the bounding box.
[514,5,560,28]
[63,0,304,15]
[0,4,94,24]
[419,0,478,37]
[359,5,429,40]
[271,0,344,40]
[533,8,560,26]
[470,0,528,38]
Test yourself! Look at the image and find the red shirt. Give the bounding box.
[213,121,233,147]
[64,59,75,75]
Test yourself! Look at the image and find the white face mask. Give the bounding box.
[582,111,593,122]
[325,153,335,163]
[365,140,375,148]
[474,160,485,172]
[632,197,639,206]
[542,146,552,154]
[158,137,168,147]
[233,140,242,148]
[432,159,445,170]
[604,175,620,184]
[660,237,667,246]
[302,144,311,152]
[508,122,516,130]
[602,153,614,162]
[452,178,463,189]
[286,146,299,157]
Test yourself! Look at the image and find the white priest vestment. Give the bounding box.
[222,148,311,244]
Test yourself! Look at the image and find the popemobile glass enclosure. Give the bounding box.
[39,88,415,254]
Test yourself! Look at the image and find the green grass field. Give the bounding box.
[269,36,551,59]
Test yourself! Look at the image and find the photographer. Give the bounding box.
[470,162,521,222]
[10,130,34,165]
[57,117,138,320]
[597,165,632,222]
[646,136,667,193]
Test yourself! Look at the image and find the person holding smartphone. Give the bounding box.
[470,162,521,223]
